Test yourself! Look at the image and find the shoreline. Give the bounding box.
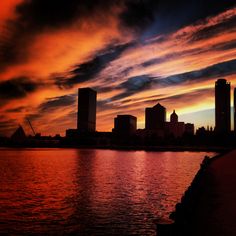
[157,150,233,235]
[0,144,231,153]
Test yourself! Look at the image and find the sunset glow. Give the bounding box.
[0,0,236,136]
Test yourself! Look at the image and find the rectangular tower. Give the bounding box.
[145,103,166,130]
[77,88,97,133]
[215,79,230,133]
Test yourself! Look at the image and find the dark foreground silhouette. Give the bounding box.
[158,150,236,236]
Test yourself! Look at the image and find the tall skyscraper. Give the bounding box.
[145,103,166,130]
[77,88,97,133]
[215,79,230,133]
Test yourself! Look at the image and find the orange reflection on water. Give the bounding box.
[0,148,216,235]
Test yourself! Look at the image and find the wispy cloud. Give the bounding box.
[0,1,236,135]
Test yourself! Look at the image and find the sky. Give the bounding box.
[0,0,236,136]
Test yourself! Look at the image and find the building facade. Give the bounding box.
[145,103,166,130]
[165,110,185,137]
[77,88,97,133]
[215,79,230,133]
[185,123,194,135]
[113,115,137,136]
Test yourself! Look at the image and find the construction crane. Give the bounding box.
[26,118,36,136]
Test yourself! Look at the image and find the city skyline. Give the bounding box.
[65,78,232,138]
[0,1,236,136]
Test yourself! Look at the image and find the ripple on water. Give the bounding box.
[0,149,216,235]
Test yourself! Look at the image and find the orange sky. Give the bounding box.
[0,1,236,136]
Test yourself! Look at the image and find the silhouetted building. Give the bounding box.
[66,129,78,138]
[145,103,166,130]
[196,126,207,136]
[113,115,137,136]
[215,79,230,133]
[165,110,185,137]
[234,88,236,133]
[11,125,27,142]
[77,88,97,133]
[185,123,194,135]
[170,110,178,123]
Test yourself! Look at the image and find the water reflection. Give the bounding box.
[0,149,215,235]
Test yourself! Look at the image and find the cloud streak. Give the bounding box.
[0,77,39,101]
[0,2,236,135]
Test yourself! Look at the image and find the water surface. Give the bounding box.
[0,148,215,235]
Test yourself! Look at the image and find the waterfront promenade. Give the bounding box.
[168,149,236,236]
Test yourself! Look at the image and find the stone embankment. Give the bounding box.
[157,150,236,236]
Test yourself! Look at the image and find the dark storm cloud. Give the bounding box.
[1,0,235,71]
[39,94,76,112]
[120,0,159,31]
[0,0,160,70]
[142,0,236,38]
[190,15,236,42]
[15,0,121,31]
[56,42,134,88]
[158,59,236,87]
[0,77,39,100]
[92,75,153,100]
[100,58,236,105]
[0,0,120,69]
[16,0,161,32]
[109,75,153,101]
[120,75,153,91]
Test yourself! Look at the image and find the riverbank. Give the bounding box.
[0,144,232,153]
[158,149,236,236]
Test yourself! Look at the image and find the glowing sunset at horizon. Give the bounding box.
[0,0,236,136]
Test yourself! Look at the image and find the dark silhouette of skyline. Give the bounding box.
[2,78,236,148]
[64,78,236,147]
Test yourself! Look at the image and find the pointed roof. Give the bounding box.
[11,125,27,141]
[171,110,177,116]
[153,103,165,109]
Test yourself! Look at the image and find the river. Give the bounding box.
[0,148,215,235]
